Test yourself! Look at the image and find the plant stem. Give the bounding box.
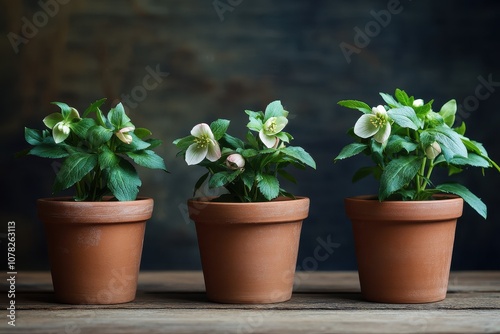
[421,159,435,191]
[416,157,427,193]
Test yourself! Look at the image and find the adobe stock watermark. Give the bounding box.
[213,0,243,22]
[455,74,500,124]
[7,0,71,54]
[339,0,405,64]
[121,65,169,110]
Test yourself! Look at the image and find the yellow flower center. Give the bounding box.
[370,114,386,128]
[194,135,211,148]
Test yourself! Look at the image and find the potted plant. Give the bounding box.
[335,89,499,303]
[173,100,316,304]
[21,98,167,304]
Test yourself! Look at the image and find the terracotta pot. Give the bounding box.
[37,197,153,304]
[345,195,463,303]
[188,197,310,304]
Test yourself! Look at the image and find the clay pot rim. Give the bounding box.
[188,196,310,224]
[345,194,463,222]
[37,196,154,224]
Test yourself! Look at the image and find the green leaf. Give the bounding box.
[436,183,486,219]
[281,146,316,169]
[87,125,113,147]
[83,98,107,117]
[395,89,411,105]
[438,99,457,127]
[98,146,119,170]
[107,102,130,128]
[277,169,297,184]
[379,93,401,108]
[241,169,256,191]
[450,153,491,168]
[70,118,97,139]
[264,100,288,120]
[425,126,468,161]
[106,159,141,201]
[52,102,73,119]
[134,127,153,139]
[29,144,69,159]
[118,133,151,152]
[386,135,418,155]
[238,148,259,158]
[387,106,421,130]
[25,127,43,145]
[379,156,421,200]
[334,143,368,161]
[222,133,245,150]
[209,170,241,188]
[257,174,280,200]
[126,150,167,170]
[53,153,98,193]
[337,100,371,113]
[210,119,230,140]
[173,135,194,150]
[455,122,466,136]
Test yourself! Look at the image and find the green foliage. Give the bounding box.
[335,89,500,218]
[22,99,167,201]
[174,100,316,202]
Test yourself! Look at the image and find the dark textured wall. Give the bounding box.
[1,0,499,271]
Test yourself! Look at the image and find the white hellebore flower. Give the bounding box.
[425,141,442,159]
[43,107,80,144]
[354,105,391,144]
[259,116,288,148]
[115,126,135,144]
[186,123,222,165]
[225,153,245,170]
[413,99,424,108]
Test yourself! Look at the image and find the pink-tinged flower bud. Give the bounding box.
[225,153,245,170]
[425,141,441,159]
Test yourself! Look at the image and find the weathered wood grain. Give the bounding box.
[4,271,500,334]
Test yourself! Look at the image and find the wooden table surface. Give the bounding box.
[4,271,500,333]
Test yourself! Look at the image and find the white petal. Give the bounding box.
[354,114,378,138]
[413,99,424,107]
[372,105,387,116]
[53,122,70,143]
[185,143,208,165]
[259,130,278,148]
[374,122,391,143]
[205,140,222,162]
[191,123,214,139]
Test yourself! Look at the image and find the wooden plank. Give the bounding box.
[13,271,500,293]
[14,291,500,311]
[11,309,500,334]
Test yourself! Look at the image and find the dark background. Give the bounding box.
[1,0,499,271]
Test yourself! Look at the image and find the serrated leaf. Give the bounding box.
[387,106,421,130]
[264,100,288,120]
[83,98,107,117]
[379,93,401,108]
[334,143,368,161]
[257,174,280,200]
[126,150,167,170]
[98,145,119,170]
[337,100,371,113]
[395,89,411,105]
[29,144,69,159]
[210,119,230,140]
[430,126,468,161]
[379,156,421,200]
[222,133,245,150]
[53,153,98,193]
[436,183,486,219]
[87,125,113,147]
[118,132,151,151]
[238,148,258,158]
[106,159,141,201]
[281,146,316,169]
[241,169,256,191]
[450,153,491,168]
[25,127,43,145]
[386,135,418,155]
[209,170,242,188]
[70,118,97,139]
[107,102,130,128]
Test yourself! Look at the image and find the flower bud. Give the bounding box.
[225,153,245,170]
[425,142,441,159]
[413,99,424,107]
